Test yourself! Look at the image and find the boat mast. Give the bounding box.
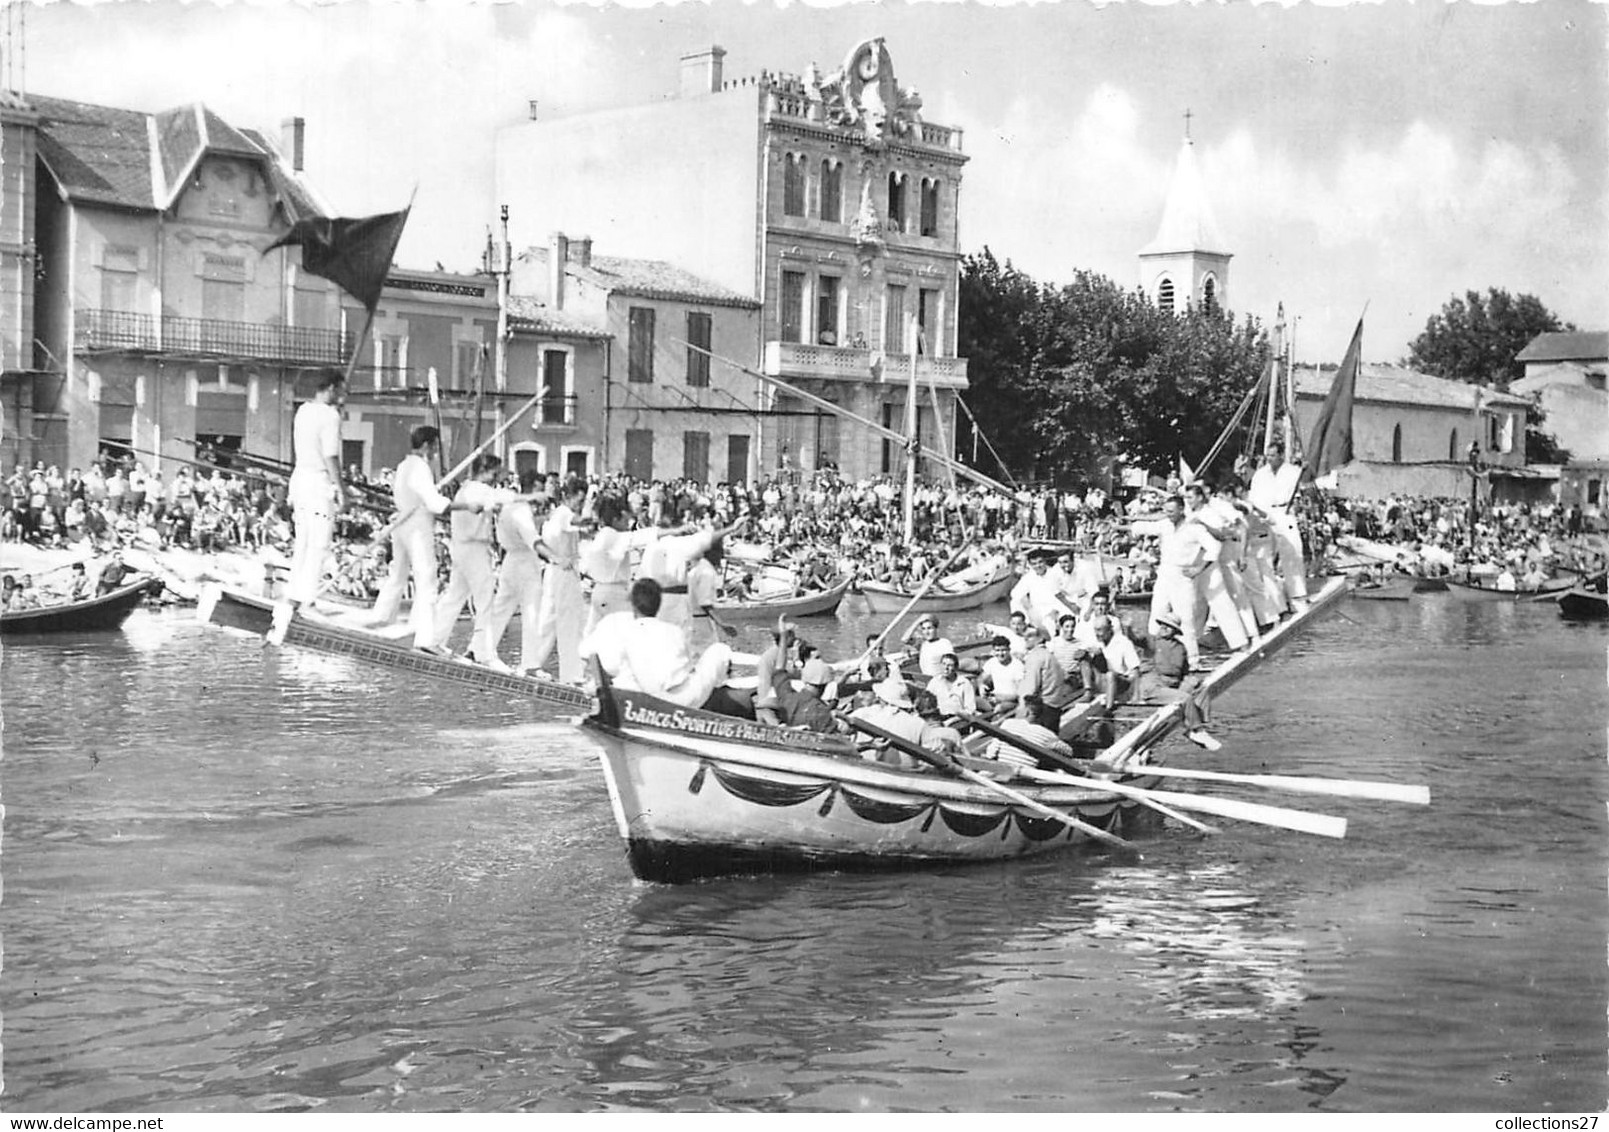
[1283,316,1296,455]
[1263,304,1283,455]
[492,204,510,460]
[904,314,918,544]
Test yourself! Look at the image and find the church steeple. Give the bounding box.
[1138,114,1232,315]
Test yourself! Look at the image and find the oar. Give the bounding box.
[844,716,1138,855]
[956,712,1218,834]
[1106,762,1430,806]
[864,530,979,657]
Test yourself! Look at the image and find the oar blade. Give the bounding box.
[1141,788,1349,840]
[1136,765,1430,806]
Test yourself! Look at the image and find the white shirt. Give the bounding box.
[495,498,542,559]
[640,530,714,587]
[1132,517,1217,575]
[583,526,657,586]
[1249,461,1303,515]
[449,481,502,545]
[927,673,977,716]
[916,637,955,678]
[1101,633,1143,681]
[392,453,451,537]
[580,611,702,705]
[289,399,341,507]
[687,558,721,610]
[981,655,1025,700]
[543,503,583,571]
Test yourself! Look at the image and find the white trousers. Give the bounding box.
[285,500,335,606]
[475,552,544,669]
[372,525,439,648]
[658,643,734,709]
[1149,567,1202,666]
[1268,513,1309,604]
[531,566,586,682]
[1199,560,1257,649]
[1243,536,1287,625]
[432,542,497,649]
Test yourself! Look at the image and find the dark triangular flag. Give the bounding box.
[266,208,409,313]
[1305,316,1362,483]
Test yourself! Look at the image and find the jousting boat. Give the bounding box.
[1440,574,1577,602]
[580,575,1378,883]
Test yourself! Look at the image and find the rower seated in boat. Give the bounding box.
[846,678,928,770]
[579,578,732,710]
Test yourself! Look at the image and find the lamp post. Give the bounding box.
[1466,440,1482,551]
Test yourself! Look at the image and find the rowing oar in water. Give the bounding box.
[955,711,1348,839]
[955,713,1219,834]
[843,715,1138,856]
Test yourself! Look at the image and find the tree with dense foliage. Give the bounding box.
[957,249,1268,486]
[1406,288,1574,388]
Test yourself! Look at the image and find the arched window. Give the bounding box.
[819,160,842,222]
[783,154,806,217]
[1449,428,1460,462]
[1157,278,1175,313]
[1201,275,1218,314]
[1392,423,1403,464]
[919,178,940,236]
[887,171,906,232]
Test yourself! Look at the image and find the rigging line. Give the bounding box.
[954,395,1019,491]
[1195,379,1262,481]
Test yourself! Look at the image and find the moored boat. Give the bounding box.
[1441,574,1577,602]
[0,576,159,635]
[713,576,851,621]
[1557,585,1609,621]
[857,559,1016,615]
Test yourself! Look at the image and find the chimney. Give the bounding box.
[527,99,540,120]
[680,46,727,97]
[549,232,569,310]
[573,236,592,269]
[280,116,305,172]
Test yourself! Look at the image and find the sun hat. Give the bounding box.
[1155,611,1182,632]
[873,678,914,710]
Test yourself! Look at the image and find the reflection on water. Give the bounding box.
[2,597,1605,1112]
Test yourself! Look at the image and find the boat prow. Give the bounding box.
[0,576,159,635]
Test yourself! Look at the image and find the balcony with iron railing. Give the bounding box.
[764,341,968,388]
[75,310,352,367]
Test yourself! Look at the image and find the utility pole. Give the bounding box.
[492,204,510,462]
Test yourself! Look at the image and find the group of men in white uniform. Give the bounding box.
[277,374,743,689]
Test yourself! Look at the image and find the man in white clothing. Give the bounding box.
[1010,550,1076,636]
[528,476,589,681]
[580,578,732,708]
[1184,481,1258,651]
[1248,442,1309,611]
[272,369,346,643]
[431,454,507,650]
[371,426,483,652]
[639,514,747,633]
[473,467,551,673]
[580,494,659,633]
[1130,495,1215,669]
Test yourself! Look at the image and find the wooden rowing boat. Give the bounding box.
[1349,575,1416,601]
[0,576,159,635]
[1557,585,1609,620]
[857,560,1016,615]
[581,683,1138,883]
[1441,574,1577,602]
[713,576,851,620]
[194,584,593,708]
[578,573,1355,883]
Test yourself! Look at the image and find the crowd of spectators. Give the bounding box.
[5,455,1603,605]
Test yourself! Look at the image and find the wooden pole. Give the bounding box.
[904,315,918,544]
[866,529,977,655]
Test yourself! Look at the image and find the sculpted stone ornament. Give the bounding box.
[850,175,883,247]
[817,38,925,141]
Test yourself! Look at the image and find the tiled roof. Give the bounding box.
[29,93,156,209]
[525,247,759,309]
[1510,362,1605,396]
[505,296,611,339]
[1515,330,1608,364]
[1293,362,1529,410]
[25,92,327,221]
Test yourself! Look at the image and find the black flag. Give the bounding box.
[266,208,410,313]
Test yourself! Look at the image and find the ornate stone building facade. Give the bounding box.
[497,38,970,482]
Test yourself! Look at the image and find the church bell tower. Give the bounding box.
[1138,112,1231,315]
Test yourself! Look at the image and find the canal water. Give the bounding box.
[2,592,1604,1112]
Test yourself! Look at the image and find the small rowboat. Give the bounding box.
[857,560,1016,616]
[1557,585,1609,621]
[0,576,158,635]
[713,576,851,621]
[1350,575,1416,602]
[1441,574,1577,602]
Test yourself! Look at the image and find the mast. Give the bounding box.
[904,314,918,544]
[1283,316,1296,455]
[493,204,510,460]
[1263,304,1283,455]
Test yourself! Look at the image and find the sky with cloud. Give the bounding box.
[17,0,1607,365]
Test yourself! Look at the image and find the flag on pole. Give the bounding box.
[1178,454,1194,485]
[1304,316,1362,483]
[265,207,411,313]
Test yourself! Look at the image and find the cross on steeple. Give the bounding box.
[1184,107,1193,142]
